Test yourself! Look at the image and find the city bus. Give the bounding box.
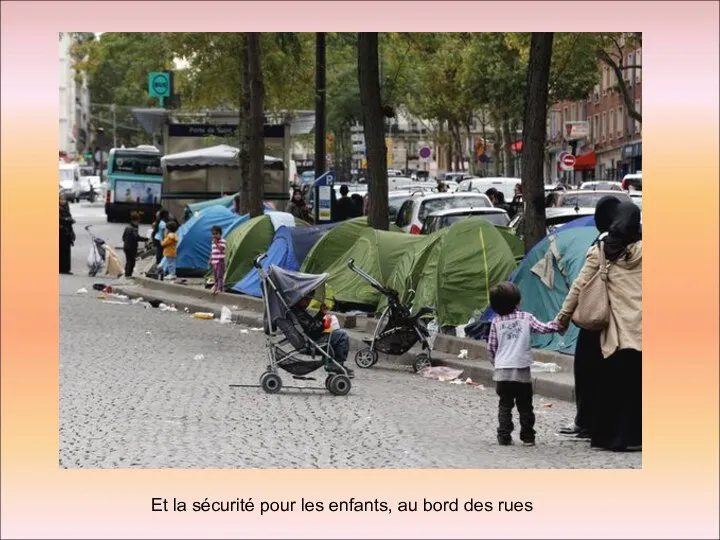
[105,145,163,223]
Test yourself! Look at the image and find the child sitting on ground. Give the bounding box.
[161,221,179,280]
[487,282,562,447]
[208,225,226,295]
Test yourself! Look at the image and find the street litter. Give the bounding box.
[76,287,88,294]
[542,402,553,408]
[109,294,129,301]
[193,312,214,320]
[532,361,562,373]
[148,300,162,308]
[103,300,129,305]
[145,331,151,335]
[464,377,479,385]
[250,327,263,332]
[92,283,107,291]
[194,354,205,360]
[159,303,167,309]
[219,306,232,324]
[131,297,144,304]
[96,294,107,299]
[420,366,463,381]
[160,304,178,312]
[240,329,249,334]
[184,307,190,313]
[458,349,468,359]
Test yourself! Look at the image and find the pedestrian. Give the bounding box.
[334,185,356,222]
[208,225,227,296]
[350,193,364,217]
[122,211,149,278]
[231,194,242,214]
[160,220,179,280]
[558,195,622,440]
[152,209,169,267]
[555,202,642,452]
[436,181,447,193]
[286,189,312,222]
[510,183,523,218]
[59,194,75,274]
[493,191,513,215]
[487,282,562,446]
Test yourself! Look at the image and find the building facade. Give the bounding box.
[546,41,642,184]
[59,33,91,156]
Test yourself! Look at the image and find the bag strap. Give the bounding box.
[598,241,610,280]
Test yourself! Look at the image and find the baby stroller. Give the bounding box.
[85,225,107,277]
[347,259,435,372]
[253,254,353,396]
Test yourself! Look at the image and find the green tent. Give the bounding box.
[496,225,525,263]
[300,217,400,275]
[322,228,426,307]
[400,217,518,327]
[224,215,307,287]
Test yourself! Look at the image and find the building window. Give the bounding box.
[563,107,568,126]
[635,48,642,82]
[594,114,600,143]
[601,112,607,141]
[608,108,614,139]
[617,106,624,135]
[602,67,608,93]
[635,100,641,133]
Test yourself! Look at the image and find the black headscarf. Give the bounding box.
[594,195,622,234]
[291,189,306,207]
[603,201,642,262]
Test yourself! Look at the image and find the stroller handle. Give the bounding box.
[253,253,268,269]
[347,258,393,296]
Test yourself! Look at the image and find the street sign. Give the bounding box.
[565,121,589,140]
[560,153,576,171]
[148,72,171,107]
[418,146,431,160]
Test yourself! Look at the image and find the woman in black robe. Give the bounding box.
[558,195,621,439]
[59,195,75,274]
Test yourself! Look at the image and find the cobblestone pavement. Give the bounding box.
[60,276,641,469]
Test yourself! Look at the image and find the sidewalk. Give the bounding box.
[112,276,577,402]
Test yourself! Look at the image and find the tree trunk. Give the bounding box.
[239,37,251,214]
[466,123,475,175]
[481,116,488,176]
[452,122,463,171]
[357,32,388,230]
[246,32,265,218]
[521,32,554,252]
[502,116,515,177]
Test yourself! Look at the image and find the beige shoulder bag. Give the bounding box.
[572,241,611,331]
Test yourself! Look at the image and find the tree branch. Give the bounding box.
[596,48,642,123]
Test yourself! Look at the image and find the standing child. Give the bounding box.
[209,225,226,295]
[161,221,179,280]
[122,211,148,278]
[487,282,562,446]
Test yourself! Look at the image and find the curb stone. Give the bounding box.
[112,281,576,402]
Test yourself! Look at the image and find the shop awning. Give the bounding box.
[573,151,597,171]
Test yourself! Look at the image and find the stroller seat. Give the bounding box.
[275,318,331,357]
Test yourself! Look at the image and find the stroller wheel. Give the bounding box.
[325,374,335,391]
[355,347,378,369]
[413,353,432,373]
[261,373,282,394]
[328,374,351,396]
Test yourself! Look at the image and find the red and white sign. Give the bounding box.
[560,153,576,171]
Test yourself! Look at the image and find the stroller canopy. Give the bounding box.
[175,206,249,275]
[224,213,308,288]
[232,223,336,297]
[265,265,328,324]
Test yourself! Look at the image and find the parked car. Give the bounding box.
[421,207,510,234]
[457,177,521,202]
[510,207,595,240]
[553,190,632,210]
[580,181,624,191]
[443,172,472,184]
[59,162,81,202]
[395,192,493,234]
[621,172,642,192]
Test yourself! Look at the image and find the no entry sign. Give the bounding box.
[560,153,576,171]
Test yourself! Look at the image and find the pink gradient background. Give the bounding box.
[1,1,718,538]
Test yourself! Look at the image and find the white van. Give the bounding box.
[456,177,521,202]
[59,163,81,202]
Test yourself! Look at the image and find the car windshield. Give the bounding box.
[418,196,490,221]
[389,195,411,220]
[443,212,509,228]
[556,192,629,208]
[582,182,622,191]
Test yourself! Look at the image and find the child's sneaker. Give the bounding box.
[497,437,513,446]
[166,274,177,281]
[522,440,536,447]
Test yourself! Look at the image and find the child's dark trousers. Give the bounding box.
[496,381,536,443]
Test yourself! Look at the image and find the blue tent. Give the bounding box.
[232,222,337,297]
[174,206,249,276]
